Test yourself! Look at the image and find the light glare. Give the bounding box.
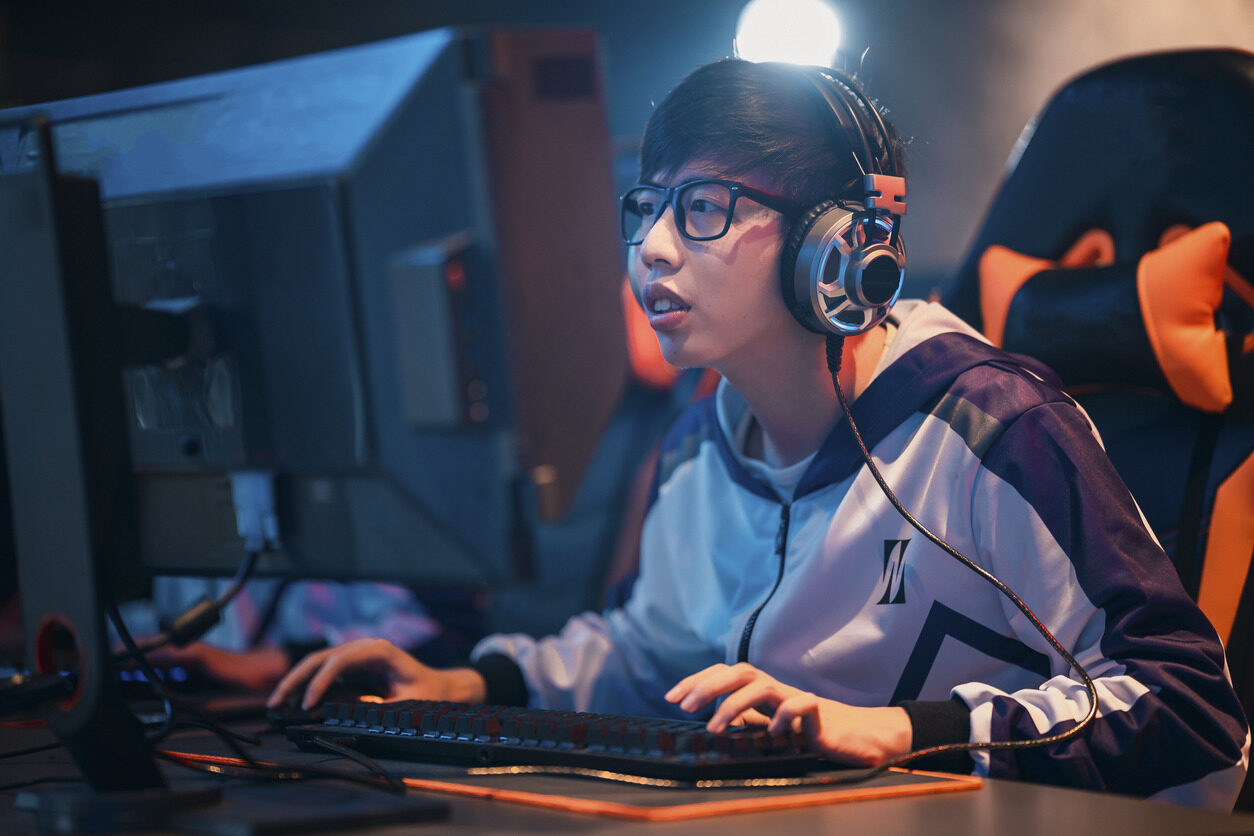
[735,0,842,67]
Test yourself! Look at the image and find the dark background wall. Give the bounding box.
[3,0,1252,293]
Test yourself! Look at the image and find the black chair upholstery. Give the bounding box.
[941,49,1254,808]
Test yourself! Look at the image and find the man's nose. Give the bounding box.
[639,203,683,268]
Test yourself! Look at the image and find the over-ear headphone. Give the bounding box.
[778,66,908,336]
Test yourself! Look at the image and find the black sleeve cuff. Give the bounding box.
[471,653,529,707]
[896,695,974,774]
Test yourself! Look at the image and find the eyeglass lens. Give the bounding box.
[621,182,735,244]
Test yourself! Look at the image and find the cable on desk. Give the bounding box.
[154,749,411,795]
[455,763,901,790]
[0,737,403,799]
[146,694,176,743]
[451,764,867,788]
[0,741,62,760]
[165,720,260,749]
[136,696,262,750]
[308,736,406,793]
[107,600,261,768]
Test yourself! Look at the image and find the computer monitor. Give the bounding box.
[0,27,628,792]
[0,27,628,589]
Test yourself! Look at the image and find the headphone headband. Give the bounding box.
[798,69,878,184]
[777,64,908,337]
[810,67,901,178]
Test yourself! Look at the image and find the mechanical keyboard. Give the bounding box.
[284,700,823,781]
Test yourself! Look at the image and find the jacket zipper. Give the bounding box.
[737,502,791,663]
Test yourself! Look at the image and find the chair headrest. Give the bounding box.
[945,49,1254,334]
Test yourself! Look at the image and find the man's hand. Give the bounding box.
[148,643,289,693]
[665,662,913,766]
[266,637,486,710]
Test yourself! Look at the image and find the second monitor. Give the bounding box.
[0,27,629,588]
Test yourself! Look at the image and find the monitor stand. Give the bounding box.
[0,120,198,821]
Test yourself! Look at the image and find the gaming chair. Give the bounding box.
[941,48,1254,806]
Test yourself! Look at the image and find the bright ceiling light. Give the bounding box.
[735,0,842,67]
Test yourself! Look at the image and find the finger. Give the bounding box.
[664,664,731,703]
[707,680,786,732]
[734,707,773,727]
[267,645,337,707]
[300,641,387,709]
[677,663,761,714]
[767,692,820,737]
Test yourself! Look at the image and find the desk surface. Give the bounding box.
[3,722,1254,835]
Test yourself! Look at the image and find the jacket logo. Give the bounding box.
[877,539,910,605]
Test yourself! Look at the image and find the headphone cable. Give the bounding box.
[824,334,1099,769]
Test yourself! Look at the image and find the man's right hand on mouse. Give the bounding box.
[267,636,487,710]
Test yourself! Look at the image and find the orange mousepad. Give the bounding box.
[162,747,981,823]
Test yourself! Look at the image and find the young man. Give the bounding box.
[270,59,1249,808]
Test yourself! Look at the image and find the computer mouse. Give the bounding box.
[265,680,386,727]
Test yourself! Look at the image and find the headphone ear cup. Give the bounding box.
[782,201,905,336]
[779,200,840,334]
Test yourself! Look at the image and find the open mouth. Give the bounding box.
[643,283,691,315]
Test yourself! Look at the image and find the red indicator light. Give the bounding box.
[445,260,466,292]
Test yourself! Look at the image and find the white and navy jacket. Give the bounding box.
[472,300,1250,808]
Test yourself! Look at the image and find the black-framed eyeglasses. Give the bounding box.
[620,179,801,245]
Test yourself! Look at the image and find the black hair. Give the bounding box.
[639,59,905,207]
